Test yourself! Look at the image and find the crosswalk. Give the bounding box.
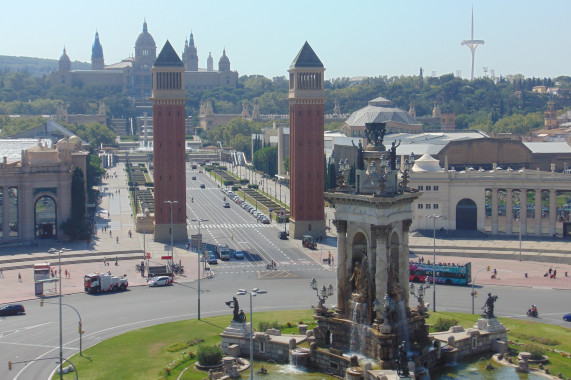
[187,223,273,229]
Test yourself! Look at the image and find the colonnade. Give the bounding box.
[489,188,558,236]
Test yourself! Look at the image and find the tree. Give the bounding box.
[61,167,89,239]
[283,157,289,173]
[253,146,278,176]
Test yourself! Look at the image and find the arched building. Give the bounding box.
[50,21,238,101]
[410,154,571,237]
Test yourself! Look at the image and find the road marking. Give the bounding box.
[257,270,298,279]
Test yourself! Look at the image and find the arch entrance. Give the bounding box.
[456,198,477,230]
[35,196,57,239]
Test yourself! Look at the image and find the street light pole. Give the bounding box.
[471,267,487,314]
[237,288,267,380]
[41,300,83,356]
[165,200,179,271]
[427,214,441,312]
[191,218,208,320]
[49,248,70,380]
[143,193,147,276]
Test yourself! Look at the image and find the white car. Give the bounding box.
[147,276,173,287]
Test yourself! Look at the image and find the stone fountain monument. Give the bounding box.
[316,122,431,371]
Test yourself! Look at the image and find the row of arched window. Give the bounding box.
[155,72,182,90]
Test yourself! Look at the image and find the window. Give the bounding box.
[434,204,439,209]
[434,185,439,191]
[259,341,265,353]
[418,185,424,191]
[418,204,423,209]
[426,204,431,209]
[426,186,431,191]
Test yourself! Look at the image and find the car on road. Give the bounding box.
[234,251,245,259]
[278,231,288,240]
[147,276,173,287]
[0,304,25,316]
[564,312,571,322]
[200,184,206,188]
[192,176,196,180]
[223,202,230,208]
[207,253,218,264]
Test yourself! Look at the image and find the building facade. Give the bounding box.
[288,42,326,239]
[50,22,238,102]
[151,42,188,243]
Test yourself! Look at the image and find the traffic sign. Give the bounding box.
[161,256,172,260]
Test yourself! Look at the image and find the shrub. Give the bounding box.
[231,186,240,191]
[197,345,223,366]
[523,343,546,361]
[258,320,281,332]
[432,317,459,332]
[248,184,259,189]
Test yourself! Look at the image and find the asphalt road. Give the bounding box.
[1,163,570,379]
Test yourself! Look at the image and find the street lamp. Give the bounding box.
[164,200,179,271]
[191,218,208,320]
[41,300,83,356]
[309,278,334,310]
[427,214,442,312]
[471,266,487,314]
[48,247,70,380]
[237,288,267,380]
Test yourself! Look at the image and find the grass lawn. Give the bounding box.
[63,309,571,379]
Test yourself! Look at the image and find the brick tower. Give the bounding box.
[152,41,188,243]
[288,42,326,239]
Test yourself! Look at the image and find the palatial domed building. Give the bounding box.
[50,20,238,101]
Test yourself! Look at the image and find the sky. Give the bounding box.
[2,0,570,80]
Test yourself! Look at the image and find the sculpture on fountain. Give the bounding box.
[483,293,498,319]
[226,296,246,323]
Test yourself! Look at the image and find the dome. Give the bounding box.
[69,135,82,149]
[135,20,156,50]
[218,49,230,71]
[59,47,71,71]
[412,154,444,172]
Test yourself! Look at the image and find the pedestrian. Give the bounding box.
[549,267,553,275]
[554,269,557,279]
[0,268,3,278]
[68,271,71,279]
[331,257,334,265]
[116,236,119,244]
[115,256,118,266]
[87,238,90,247]
[18,272,22,282]
[103,257,107,266]
[55,269,57,277]
[65,269,68,278]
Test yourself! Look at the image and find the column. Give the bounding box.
[1,186,8,239]
[520,190,527,236]
[534,190,542,236]
[491,189,498,235]
[549,189,557,236]
[505,189,513,235]
[400,219,413,308]
[372,225,390,310]
[333,220,348,316]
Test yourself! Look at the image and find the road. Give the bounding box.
[1,163,570,379]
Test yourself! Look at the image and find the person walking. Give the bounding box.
[0,268,3,278]
[18,272,22,282]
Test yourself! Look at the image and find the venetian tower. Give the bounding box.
[288,42,326,239]
[91,31,105,70]
[151,41,188,243]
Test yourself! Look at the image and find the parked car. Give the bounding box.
[200,184,206,188]
[223,202,230,208]
[0,304,25,316]
[278,231,288,240]
[147,276,173,287]
[564,312,571,322]
[262,217,270,224]
[235,250,245,259]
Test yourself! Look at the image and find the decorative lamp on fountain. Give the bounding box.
[399,152,415,193]
[410,277,430,315]
[373,294,393,334]
[310,278,334,313]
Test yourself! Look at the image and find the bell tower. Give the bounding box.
[288,42,326,239]
[151,41,188,243]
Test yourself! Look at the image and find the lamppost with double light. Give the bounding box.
[191,218,208,320]
[309,278,334,310]
[427,214,442,312]
[164,200,178,270]
[237,288,267,380]
[48,247,70,380]
[41,299,84,356]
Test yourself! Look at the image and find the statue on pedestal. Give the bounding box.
[482,293,498,318]
[226,296,246,323]
[349,259,368,303]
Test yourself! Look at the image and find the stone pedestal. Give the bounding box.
[475,318,506,333]
[223,321,252,337]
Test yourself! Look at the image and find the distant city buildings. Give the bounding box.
[50,21,238,104]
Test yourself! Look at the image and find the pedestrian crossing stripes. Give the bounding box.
[187,223,273,229]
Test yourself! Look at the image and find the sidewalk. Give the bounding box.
[0,163,201,304]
